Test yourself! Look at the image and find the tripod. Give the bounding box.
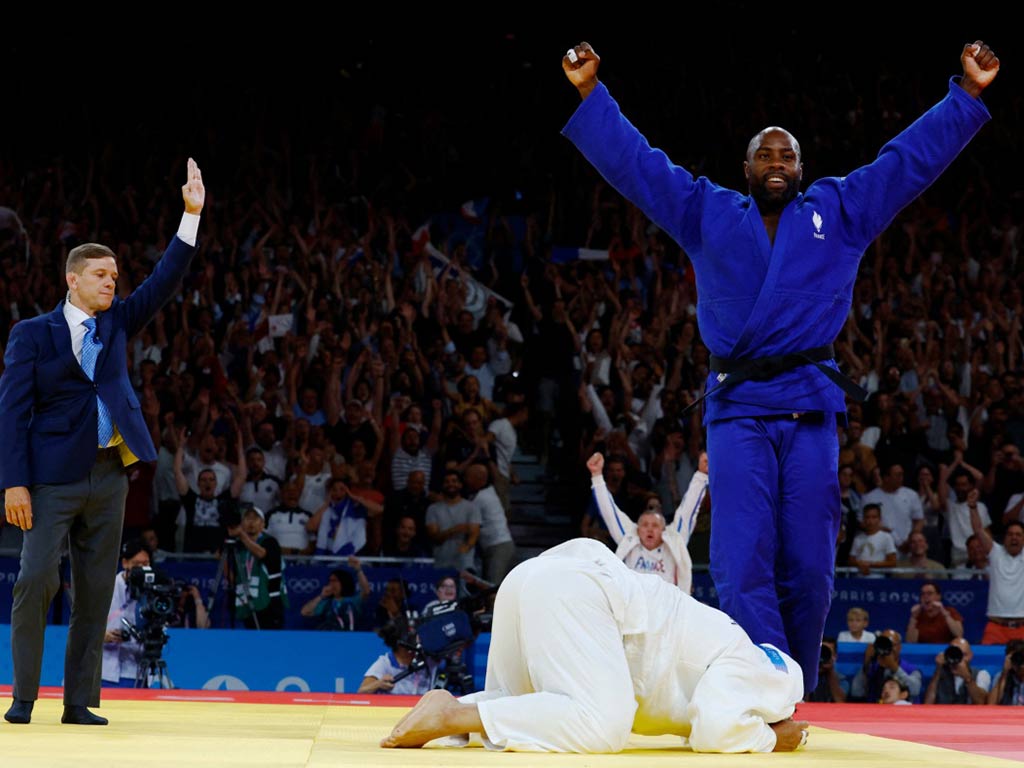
[207,539,250,628]
[135,652,173,689]
[122,618,174,689]
[209,538,263,629]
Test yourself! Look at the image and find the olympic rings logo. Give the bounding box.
[942,591,975,607]
[287,578,322,592]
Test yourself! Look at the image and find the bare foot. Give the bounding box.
[380,690,457,748]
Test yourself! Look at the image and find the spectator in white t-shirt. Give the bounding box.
[939,468,990,566]
[486,404,529,516]
[181,432,234,495]
[464,463,516,586]
[848,504,898,577]
[970,512,1024,646]
[861,463,924,551]
[265,481,314,554]
[1003,491,1024,528]
[837,606,876,645]
[293,446,332,516]
[239,447,282,515]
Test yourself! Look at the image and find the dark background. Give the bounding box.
[3,17,1021,239]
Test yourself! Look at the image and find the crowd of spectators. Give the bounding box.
[1,32,1022,654]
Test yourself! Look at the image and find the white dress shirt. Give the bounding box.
[62,212,201,448]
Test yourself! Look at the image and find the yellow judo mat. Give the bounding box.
[0,699,1021,768]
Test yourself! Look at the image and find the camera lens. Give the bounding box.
[820,644,833,664]
[944,645,964,666]
[153,595,173,617]
[873,635,893,656]
[1011,650,1024,667]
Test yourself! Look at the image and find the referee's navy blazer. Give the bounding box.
[0,236,195,488]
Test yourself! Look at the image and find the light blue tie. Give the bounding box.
[81,317,115,447]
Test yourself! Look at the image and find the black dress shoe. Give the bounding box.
[61,706,108,726]
[4,698,34,724]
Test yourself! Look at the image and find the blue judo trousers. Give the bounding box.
[563,77,991,692]
[708,414,840,690]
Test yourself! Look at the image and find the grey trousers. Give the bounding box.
[483,539,517,587]
[11,450,128,706]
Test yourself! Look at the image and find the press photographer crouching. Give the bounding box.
[359,581,496,696]
[989,639,1024,705]
[103,540,208,688]
[923,638,990,704]
[850,629,923,703]
[359,614,440,695]
[805,637,847,702]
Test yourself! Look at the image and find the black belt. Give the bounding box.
[681,344,867,417]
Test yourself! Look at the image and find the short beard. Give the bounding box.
[751,178,799,215]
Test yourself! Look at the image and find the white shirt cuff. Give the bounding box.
[177,212,201,246]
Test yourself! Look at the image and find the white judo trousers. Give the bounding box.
[460,539,803,753]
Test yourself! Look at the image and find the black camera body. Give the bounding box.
[123,566,184,657]
[943,644,964,669]
[819,644,834,665]
[1011,650,1024,668]
[873,635,894,657]
[220,504,242,532]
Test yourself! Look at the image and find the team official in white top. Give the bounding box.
[588,451,706,593]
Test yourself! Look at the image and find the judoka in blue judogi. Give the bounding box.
[561,40,1000,692]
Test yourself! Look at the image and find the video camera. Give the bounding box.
[121,566,184,658]
[380,586,497,695]
[220,505,242,532]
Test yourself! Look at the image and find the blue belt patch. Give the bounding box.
[758,644,788,673]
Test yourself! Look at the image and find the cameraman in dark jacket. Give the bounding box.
[850,629,922,702]
[923,638,990,704]
[988,639,1024,705]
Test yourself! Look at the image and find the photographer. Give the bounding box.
[358,617,439,695]
[923,638,990,704]
[850,629,922,703]
[300,557,370,631]
[229,506,287,629]
[988,639,1024,705]
[805,637,847,702]
[101,540,152,687]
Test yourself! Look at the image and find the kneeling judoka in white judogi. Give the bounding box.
[381,538,808,753]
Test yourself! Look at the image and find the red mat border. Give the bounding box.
[796,702,1024,762]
